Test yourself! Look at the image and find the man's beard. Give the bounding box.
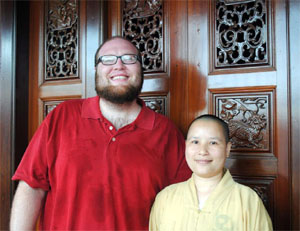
[95,73,143,104]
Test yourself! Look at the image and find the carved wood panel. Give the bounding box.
[122,0,166,74]
[121,0,169,114]
[45,0,79,80]
[211,0,274,72]
[141,96,167,115]
[210,87,275,154]
[44,100,63,118]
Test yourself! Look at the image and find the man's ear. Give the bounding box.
[226,142,232,158]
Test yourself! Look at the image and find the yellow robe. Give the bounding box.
[150,169,273,231]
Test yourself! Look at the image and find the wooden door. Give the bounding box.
[28,0,105,137]
[107,0,290,229]
[182,1,288,229]
[172,1,291,229]
[27,0,297,229]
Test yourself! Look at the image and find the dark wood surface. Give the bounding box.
[0,1,15,229]
[169,0,189,133]
[15,0,29,190]
[28,0,43,139]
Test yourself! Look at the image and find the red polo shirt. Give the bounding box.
[12,96,191,230]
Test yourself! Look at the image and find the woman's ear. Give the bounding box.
[226,142,232,158]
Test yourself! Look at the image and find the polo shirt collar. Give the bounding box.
[81,96,155,130]
[81,96,102,119]
[134,98,155,130]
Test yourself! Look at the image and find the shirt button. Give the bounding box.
[112,137,116,142]
[109,126,113,130]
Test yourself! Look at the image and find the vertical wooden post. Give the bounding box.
[0,1,15,230]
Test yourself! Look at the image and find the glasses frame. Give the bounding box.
[95,54,142,66]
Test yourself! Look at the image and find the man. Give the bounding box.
[10,36,191,230]
[150,114,273,231]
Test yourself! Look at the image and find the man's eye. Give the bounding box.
[210,141,217,145]
[191,140,198,144]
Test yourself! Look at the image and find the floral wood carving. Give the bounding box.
[45,0,79,80]
[141,96,166,115]
[123,0,164,73]
[216,95,270,151]
[215,0,269,67]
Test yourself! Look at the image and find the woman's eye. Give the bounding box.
[210,141,217,145]
[191,140,198,144]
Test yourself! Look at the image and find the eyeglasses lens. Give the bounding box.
[100,55,138,65]
[122,55,137,64]
[102,56,117,65]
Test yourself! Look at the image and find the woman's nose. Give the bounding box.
[197,144,208,156]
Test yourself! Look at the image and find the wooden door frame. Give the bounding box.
[0,1,16,229]
[289,0,300,229]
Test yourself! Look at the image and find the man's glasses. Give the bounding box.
[96,54,141,66]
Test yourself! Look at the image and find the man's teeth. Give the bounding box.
[112,76,127,80]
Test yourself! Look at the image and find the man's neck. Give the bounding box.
[99,98,142,130]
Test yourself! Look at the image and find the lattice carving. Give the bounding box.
[215,94,271,151]
[45,0,79,80]
[123,0,164,73]
[141,96,166,115]
[215,0,269,67]
[44,101,63,118]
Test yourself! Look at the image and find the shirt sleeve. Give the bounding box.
[12,118,51,191]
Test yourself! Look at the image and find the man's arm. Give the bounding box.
[10,180,46,231]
